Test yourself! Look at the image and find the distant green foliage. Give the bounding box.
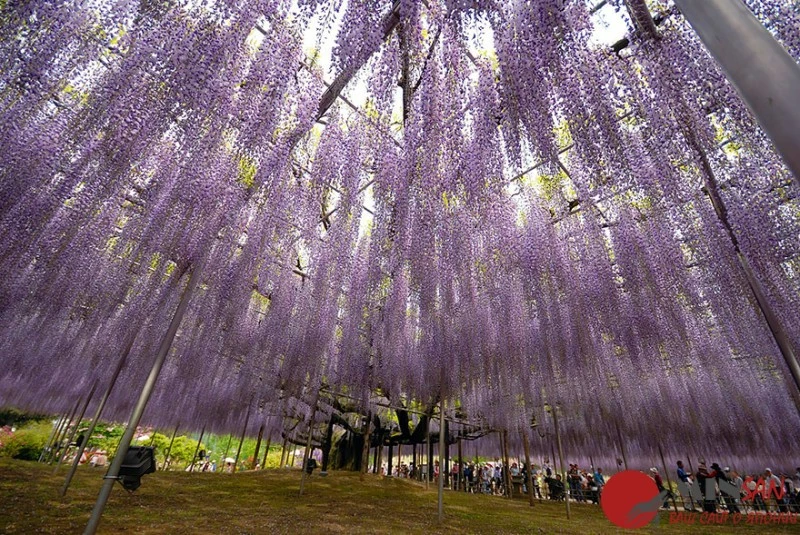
[0,407,48,427]
[162,435,199,467]
[89,422,124,458]
[0,421,52,460]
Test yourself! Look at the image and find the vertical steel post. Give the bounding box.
[552,404,570,520]
[261,435,271,469]
[673,0,800,183]
[252,424,264,470]
[83,259,203,535]
[686,129,800,411]
[437,399,445,522]
[233,401,253,474]
[55,381,98,475]
[50,399,81,464]
[299,394,319,496]
[62,339,135,496]
[425,414,431,489]
[633,0,800,412]
[615,420,628,471]
[659,445,679,512]
[223,434,234,464]
[189,425,206,472]
[457,435,463,492]
[40,414,65,463]
[162,424,180,471]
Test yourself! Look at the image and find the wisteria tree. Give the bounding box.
[1,0,799,474]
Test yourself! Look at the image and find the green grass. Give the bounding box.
[0,459,797,534]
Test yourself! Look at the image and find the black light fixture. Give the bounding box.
[117,446,156,491]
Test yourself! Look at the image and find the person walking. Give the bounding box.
[676,460,698,512]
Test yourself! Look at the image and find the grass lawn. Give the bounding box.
[1,459,798,534]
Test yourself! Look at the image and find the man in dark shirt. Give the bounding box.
[696,461,716,513]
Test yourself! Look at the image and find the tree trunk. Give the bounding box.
[321,417,334,472]
[502,429,512,498]
[521,429,535,506]
[252,424,264,470]
[359,412,372,479]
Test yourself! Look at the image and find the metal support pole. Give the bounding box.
[457,436,463,492]
[615,420,628,471]
[162,424,179,471]
[299,394,319,495]
[62,341,135,495]
[50,398,81,464]
[443,424,449,487]
[252,424,264,470]
[223,434,234,465]
[261,435,271,469]
[83,259,203,535]
[437,399,445,523]
[552,404,570,520]
[40,414,65,463]
[674,0,800,183]
[48,415,69,464]
[684,129,800,411]
[189,425,206,473]
[659,445,679,512]
[233,401,253,474]
[521,429,535,507]
[425,414,431,490]
[54,381,98,475]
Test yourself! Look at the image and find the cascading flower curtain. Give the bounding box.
[1,0,799,470]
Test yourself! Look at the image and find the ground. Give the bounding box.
[0,459,797,534]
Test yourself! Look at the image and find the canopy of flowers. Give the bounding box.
[1,0,799,467]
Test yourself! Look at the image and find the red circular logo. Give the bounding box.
[600,470,662,529]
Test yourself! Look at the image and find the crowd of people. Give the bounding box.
[673,460,800,514]
[376,456,800,514]
[376,458,604,501]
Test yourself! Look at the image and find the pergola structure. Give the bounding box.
[2,0,800,530]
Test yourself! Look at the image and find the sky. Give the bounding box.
[250,1,634,242]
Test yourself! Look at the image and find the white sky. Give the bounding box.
[269,1,633,243]
[295,1,631,108]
